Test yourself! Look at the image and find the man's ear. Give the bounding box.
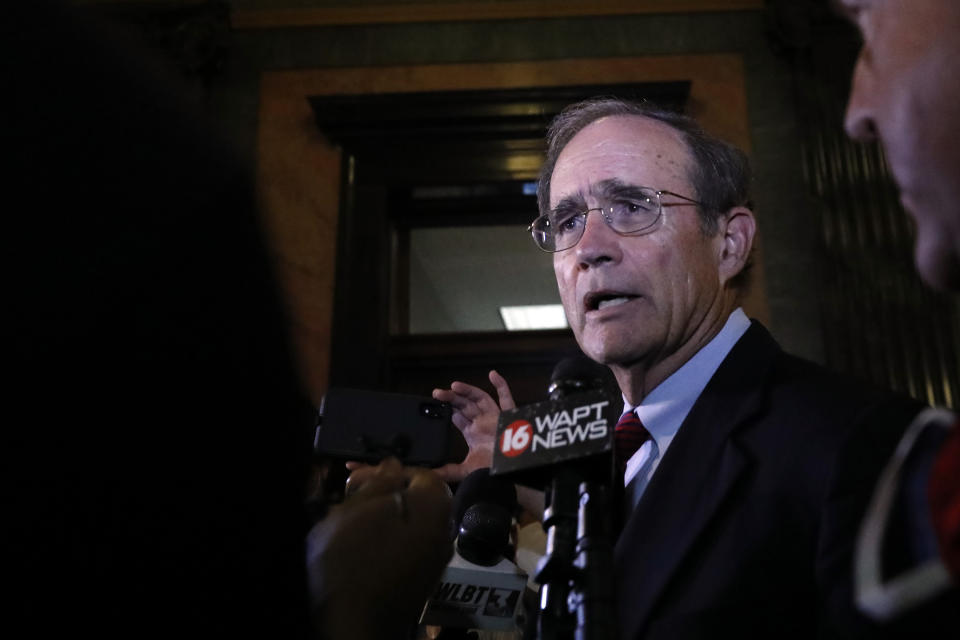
[716,206,756,286]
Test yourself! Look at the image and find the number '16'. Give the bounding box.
[500,420,532,457]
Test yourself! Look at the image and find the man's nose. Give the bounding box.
[844,57,878,142]
[575,209,621,268]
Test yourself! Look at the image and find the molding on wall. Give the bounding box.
[233,0,763,29]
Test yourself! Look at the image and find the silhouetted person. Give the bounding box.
[6,3,451,638]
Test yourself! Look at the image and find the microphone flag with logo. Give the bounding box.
[491,355,619,489]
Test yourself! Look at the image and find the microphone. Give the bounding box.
[490,355,620,640]
[491,355,619,489]
[420,469,528,632]
[548,354,615,400]
[450,465,519,541]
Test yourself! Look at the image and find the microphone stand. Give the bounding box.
[534,471,617,640]
[535,468,581,639]
[571,480,617,640]
[517,362,621,640]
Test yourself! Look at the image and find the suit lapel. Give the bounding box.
[613,323,780,637]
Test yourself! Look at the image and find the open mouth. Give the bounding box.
[584,291,637,312]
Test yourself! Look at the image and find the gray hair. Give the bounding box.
[536,97,753,236]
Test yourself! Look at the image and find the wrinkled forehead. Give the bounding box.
[549,115,693,207]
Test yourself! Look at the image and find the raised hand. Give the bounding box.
[430,370,516,483]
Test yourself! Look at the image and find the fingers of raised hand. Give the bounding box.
[431,387,458,404]
[449,381,494,405]
[489,369,517,411]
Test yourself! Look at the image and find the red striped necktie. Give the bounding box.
[614,409,651,484]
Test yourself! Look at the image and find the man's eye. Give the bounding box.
[611,198,655,217]
[554,212,582,234]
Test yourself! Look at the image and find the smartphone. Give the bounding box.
[314,387,467,467]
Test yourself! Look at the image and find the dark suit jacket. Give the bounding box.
[614,321,922,639]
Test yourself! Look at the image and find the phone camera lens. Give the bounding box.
[420,403,441,418]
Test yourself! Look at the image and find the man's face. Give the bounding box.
[842,0,960,289]
[550,115,726,371]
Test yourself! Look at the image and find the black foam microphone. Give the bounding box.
[450,467,518,541]
[490,355,618,489]
[547,355,614,400]
[457,502,513,566]
[420,469,527,632]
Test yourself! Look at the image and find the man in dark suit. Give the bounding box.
[434,97,921,638]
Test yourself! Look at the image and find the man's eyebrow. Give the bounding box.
[595,178,649,199]
[552,179,649,211]
[552,192,587,212]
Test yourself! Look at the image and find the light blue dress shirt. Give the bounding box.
[621,308,751,511]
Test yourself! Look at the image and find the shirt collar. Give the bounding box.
[622,308,751,453]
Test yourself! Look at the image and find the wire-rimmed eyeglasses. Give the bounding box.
[528,187,704,252]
